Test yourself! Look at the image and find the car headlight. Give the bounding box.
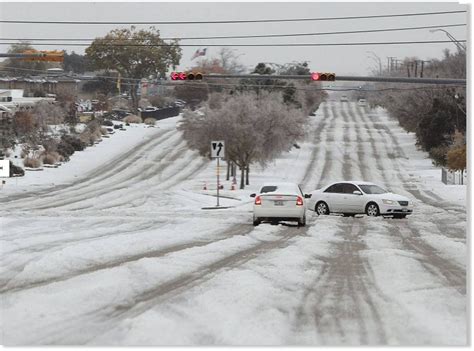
[382,199,397,205]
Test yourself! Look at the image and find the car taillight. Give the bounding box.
[296,196,303,206]
[255,196,262,205]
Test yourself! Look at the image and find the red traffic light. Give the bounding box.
[311,72,336,81]
[170,71,203,80]
[171,72,187,80]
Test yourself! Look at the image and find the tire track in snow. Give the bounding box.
[349,104,466,293]
[2,128,180,210]
[360,106,465,215]
[73,141,205,211]
[12,133,188,211]
[385,222,465,295]
[292,105,389,344]
[27,224,311,344]
[351,104,466,240]
[300,104,330,190]
[315,103,337,189]
[292,219,387,345]
[1,127,176,204]
[0,223,252,293]
[341,103,369,181]
[331,104,354,181]
[0,219,171,290]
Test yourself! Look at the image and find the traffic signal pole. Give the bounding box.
[203,74,466,85]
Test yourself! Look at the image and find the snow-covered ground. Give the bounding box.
[0,100,466,345]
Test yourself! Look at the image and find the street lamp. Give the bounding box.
[429,28,466,52]
[366,51,382,75]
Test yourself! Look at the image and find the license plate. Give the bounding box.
[274,200,284,206]
[402,208,408,212]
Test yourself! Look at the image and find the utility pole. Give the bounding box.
[419,60,431,78]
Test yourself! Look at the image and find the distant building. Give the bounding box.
[0,76,79,97]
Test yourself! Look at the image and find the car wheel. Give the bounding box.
[366,203,380,217]
[315,201,330,215]
[253,216,261,226]
[298,215,306,227]
[393,214,407,219]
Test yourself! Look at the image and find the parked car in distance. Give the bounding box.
[340,95,349,102]
[250,182,311,227]
[358,99,367,106]
[308,181,413,218]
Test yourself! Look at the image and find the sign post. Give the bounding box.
[211,140,225,207]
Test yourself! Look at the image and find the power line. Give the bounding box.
[70,78,467,92]
[0,23,467,42]
[0,10,466,25]
[0,40,466,47]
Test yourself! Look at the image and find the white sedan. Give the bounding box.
[250,182,311,227]
[308,181,413,218]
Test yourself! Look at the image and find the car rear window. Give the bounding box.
[260,186,278,193]
[260,184,298,194]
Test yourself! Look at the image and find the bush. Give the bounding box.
[42,151,60,165]
[63,135,86,151]
[144,117,156,126]
[123,115,142,124]
[100,127,108,135]
[57,135,86,160]
[42,138,58,153]
[80,130,93,145]
[57,140,74,160]
[429,145,449,167]
[24,157,42,168]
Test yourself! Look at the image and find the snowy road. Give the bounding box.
[0,101,466,345]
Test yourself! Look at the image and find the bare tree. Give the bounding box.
[178,91,308,189]
[32,101,66,133]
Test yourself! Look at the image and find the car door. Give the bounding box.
[342,183,365,213]
[323,183,345,212]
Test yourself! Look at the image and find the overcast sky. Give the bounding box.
[0,1,468,75]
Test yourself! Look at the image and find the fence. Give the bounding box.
[441,168,466,185]
[140,106,181,121]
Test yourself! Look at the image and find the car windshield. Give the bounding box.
[359,184,387,194]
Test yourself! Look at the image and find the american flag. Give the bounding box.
[191,48,207,60]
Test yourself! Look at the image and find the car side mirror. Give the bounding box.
[353,190,362,195]
[304,194,312,198]
[250,193,256,198]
